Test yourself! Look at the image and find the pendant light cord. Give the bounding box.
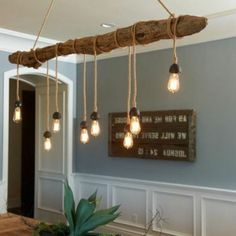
[83,54,87,121]
[32,0,56,50]
[156,0,174,17]
[131,25,138,108]
[46,61,50,131]
[93,38,98,113]
[16,59,20,102]
[55,44,59,112]
[167,16,180,63]
[16,53,23,101]
[127,47,132,124]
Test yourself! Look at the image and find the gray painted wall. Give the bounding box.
[76,37,236,190]
[0,51,77,179]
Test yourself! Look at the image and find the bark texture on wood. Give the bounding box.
[9,15,207,69]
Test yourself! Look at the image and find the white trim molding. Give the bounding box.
[72,173,236,236]
[1,67,74,215]
[0,27,77,64]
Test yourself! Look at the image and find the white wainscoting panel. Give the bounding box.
[153,191,195,236]
[38,176,64,214]
[201,196,236,236]
[112,185,148,228]
[72,173,236,236]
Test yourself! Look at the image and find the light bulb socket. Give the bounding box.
[129,107,140,118]
[53,111,62,120]
[43,131,52,139]
[80,121,88,129]
[124,124,131,133]
[15,100,22,108]
[169,63,181,74]
[90,111,99,121]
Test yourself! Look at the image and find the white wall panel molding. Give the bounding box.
[37,176,64,216]
[201,196,236,236]
[72,173,236,236]
[0,27,77,64]
[0,181,7,214]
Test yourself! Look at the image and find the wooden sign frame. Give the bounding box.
[108,110,196,161]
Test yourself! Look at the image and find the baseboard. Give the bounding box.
[72,173,236,236]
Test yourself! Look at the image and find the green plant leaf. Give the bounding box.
[75,199,96,233]
[88,190,97,203]
[78,213,120,235]
[64,180,76,233]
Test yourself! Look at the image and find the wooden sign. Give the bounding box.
[108,110,196,161]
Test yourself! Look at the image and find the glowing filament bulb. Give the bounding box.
[130,116,141,135]
[123,131,134,149]
[168,63,181,93]
[43,131,52,151]
[13,106,22,123]
[52,112,61,133]
[91,120,100,137]
[53,119,60,133]
[129,107,141,135]
[168,73,180,93]
[80,128,89,144]
[13,101,22,124]
[44,138,52,151]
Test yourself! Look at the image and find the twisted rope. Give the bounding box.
[93,37,98,112]
[83,54,87,121]
[46,61,50,131]
[55,44,59,112]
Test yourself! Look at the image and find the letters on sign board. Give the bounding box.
[108,110,196,161]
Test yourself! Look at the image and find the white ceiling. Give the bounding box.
[1,0,236,60]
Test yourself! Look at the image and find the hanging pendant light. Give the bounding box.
[43,61,52,151]
[43,130,52,151]
[167,16,181,93]
[80,121,89,144]
[13,56,23,124]
[90,39,101,137]
[123,47,134,149]
[52,44,62,133]
[129,25,141,135]
[123,124,133,149]
[168,63,181,93]
[80,54,90,144]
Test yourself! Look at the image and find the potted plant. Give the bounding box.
[34,180,120,236]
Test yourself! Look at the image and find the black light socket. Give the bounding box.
[129,107,140,118]
[43,131,52,138]
[80,121,88,129]
[53,111,62,120]
[15,100,22,108]
[90,111,99,121]
[169,63,181,74]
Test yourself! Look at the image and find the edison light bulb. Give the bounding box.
[43,131,52,151]
[168,73,180,93]
[80,128,89,144]
[53,119,60,133]
[52,112,61,133]
[13,106,22,123]
[168,63,181,93]
[90,112,100,137]
[13,100,22,124]
[123,131,133,149]
[129,107,141,135]
[91,120,100,137]
[44,138,52,151]
[80,121,89,144]
[130,116,141,135]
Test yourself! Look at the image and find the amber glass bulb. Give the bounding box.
[80,128,89,144]
[123,131,133,149]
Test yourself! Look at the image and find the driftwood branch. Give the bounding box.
[9,15,207,69]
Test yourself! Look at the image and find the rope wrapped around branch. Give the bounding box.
[8,15,207,69]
